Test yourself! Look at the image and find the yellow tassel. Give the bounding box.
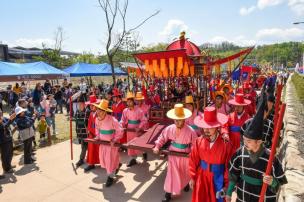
[169,57,175,77]
[215,64,221,75]
[160,59,166,72]
[177,57,183,76]
[203,65,208,77]
[144,60,150,72]
[190,65,194,76]
[183,61,189,76]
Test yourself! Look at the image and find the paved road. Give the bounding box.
[0,140,192,202]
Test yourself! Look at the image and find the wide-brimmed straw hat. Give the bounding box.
[194,106,228,129]
[135,92,145,100]
[85,95,101,105]
[93,99,112,112]
[185,95,194,104]
[123,92,135,101]
[228,94,251,106]
[220,84,233,93]
[214,91,226,101]
[166,104,192,120]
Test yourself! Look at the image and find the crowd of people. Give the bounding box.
[0,72,289,202]
[70,72,288,202]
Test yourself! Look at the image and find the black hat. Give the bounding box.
[243,89,267,140]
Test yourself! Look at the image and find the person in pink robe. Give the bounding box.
[209,91,231,115]
[135,92,150,130]
[184,95,202,136]
[121,92,148,167]
[153,104,197,202]
[94,99,124,187]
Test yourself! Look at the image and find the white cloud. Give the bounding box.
[159,19,189,40]
[256,27,304,41]
[208,35,256,47]
[288,0,304,16]
[257,0,285,9]
[240,6,256,16]
[7,38,55,48]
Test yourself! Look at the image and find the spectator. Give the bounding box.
[43,79,52,95]
[32,83,43,109]
[15,106,37,164]
[8,88,18,109]
[0,93,3,112]
[62,78,68,88]
[54,85,63,114]
[13,83,22,95]
[0,111,16,178]
[37,114,48,145]
[48,94,57,135]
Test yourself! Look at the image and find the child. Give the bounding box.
[48,94,57,135]
[37,114,48,145]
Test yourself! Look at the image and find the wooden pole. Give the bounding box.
[69,96,73,160]
[273,84,283,127]
[258,103,286,202]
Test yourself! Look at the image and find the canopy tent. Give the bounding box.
[63,62,127,77]
[0,61,68,82]
[99,63,127,76]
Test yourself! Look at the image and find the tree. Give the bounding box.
[98,0,160,85]
[33,26,68,68]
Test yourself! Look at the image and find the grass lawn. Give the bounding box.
[291,72,304,103]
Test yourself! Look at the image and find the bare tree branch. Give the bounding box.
[97,0,160,85]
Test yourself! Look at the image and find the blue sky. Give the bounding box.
[1,0,303,54]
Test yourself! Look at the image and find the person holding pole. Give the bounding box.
[94,99,123,187]
[189,106,232,202]
[226,93,287,202]
[153,104,197,202]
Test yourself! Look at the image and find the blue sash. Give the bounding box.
[230,126,241,132]
[200,160,225,202]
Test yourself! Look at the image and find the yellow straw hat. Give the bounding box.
[93,99,112,112]
[135,92,145,100]
[123,92,135,101]
[166,104,192,120]
[185,95,194,104]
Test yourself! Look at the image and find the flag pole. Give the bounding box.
[69,96,73,160]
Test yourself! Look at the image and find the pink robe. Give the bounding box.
[121,107,147,156]
[210,103,230,115]
[185,109,202,136]
[95,115,123,174]
[155,124,197,195]
[136,103,150,129]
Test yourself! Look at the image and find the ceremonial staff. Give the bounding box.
[258,103,286,202]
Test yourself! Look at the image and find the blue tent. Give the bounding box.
[64,62,127,77]
[0,61,68,82]
[99,63,127,76]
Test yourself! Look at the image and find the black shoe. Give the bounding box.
[143,152,148,161]
[76,160,84,167]
[115,163,122,174]
[24,160,34,165]
[105,177,114,187]
[84,165,95,172]
[0,175,5,180]
[184,183,190,192]
[162,192,171,202]
[127,159,137,167]
[5,168,15,174]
